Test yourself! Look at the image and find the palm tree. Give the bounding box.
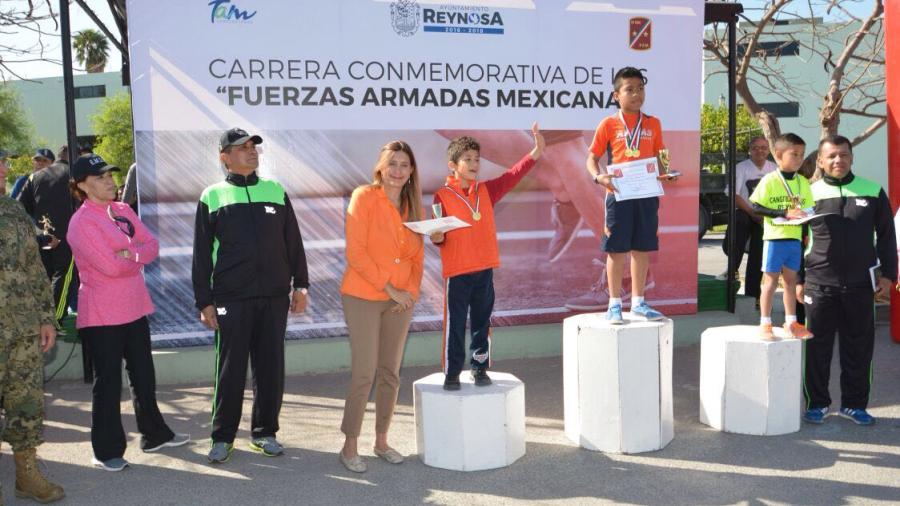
[73,29,110,73]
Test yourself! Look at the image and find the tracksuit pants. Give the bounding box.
[803,284,875,410]
[80,317,174,460]
[39,243,77,318]
[442,269,494,377]
[211,296,288,444]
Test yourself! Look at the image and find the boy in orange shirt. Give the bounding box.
[587,67,677,324]
[430,124,544,390]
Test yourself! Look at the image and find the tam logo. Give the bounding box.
[208,0,257,23]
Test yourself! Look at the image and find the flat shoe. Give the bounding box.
[339,452,367,473]
[373,447,404,464]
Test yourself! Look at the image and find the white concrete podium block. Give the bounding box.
[563,313,674,453]
[414,372,525,471]
[699,325,801,436]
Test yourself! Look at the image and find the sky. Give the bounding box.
[1,0,880,81]
[3,0,121,81]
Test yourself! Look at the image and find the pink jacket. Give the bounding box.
[67,200,158,329]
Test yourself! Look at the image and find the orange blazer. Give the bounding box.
[340,185,425,301]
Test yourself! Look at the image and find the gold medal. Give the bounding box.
[472,211,482,221]
[626,148,640,158]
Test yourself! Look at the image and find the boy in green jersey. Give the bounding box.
[748,133,814,341]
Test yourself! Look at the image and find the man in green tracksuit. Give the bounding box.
[801,135,897,426]
[192,128,309,463]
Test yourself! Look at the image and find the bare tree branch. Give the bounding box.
[850,117,887,146]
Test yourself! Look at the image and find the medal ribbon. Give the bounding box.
[443,182,480,219]
[618,111,644,154]
[775,171,800,207]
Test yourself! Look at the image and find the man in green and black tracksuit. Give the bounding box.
[193,128,309,463]
[801,135,896,426]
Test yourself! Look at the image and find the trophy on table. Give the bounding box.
[38,214,56,250]
[657,149,681,180]
[432,203,443,219]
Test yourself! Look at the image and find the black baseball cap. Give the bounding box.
[219,127,263,152]
[72,154,120,179]
[33,148,55,162]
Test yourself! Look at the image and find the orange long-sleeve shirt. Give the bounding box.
[340,185,425,301]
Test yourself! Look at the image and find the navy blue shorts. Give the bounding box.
[602,195,659,253]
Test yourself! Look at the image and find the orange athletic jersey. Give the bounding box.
[435,178,500,279]
[588,112,665,164]
[340,185,424,301]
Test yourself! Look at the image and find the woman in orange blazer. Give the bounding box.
[338,141,424,473]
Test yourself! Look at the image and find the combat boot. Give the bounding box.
[14,448,64,503]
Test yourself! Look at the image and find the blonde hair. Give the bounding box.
[371,140,422,222]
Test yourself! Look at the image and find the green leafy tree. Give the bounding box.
[73,29,110,73]
[92,92,134,176]
[0,84,37,186]
[700,103,762,173]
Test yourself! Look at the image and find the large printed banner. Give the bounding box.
[128,0,704,347]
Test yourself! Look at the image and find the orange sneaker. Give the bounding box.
[759,323,777,341]
[784,322,814,340]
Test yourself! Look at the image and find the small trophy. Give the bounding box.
[432,203,443,219]
[38,214,56,250]
[657,149,681,179]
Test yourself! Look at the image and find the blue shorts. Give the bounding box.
[762,239,801,273]
[602,195,659,253]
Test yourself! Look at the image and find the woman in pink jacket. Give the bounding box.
[67,155,189,472]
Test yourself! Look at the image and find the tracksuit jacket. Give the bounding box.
[192,171,308,308]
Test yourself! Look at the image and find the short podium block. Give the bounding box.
[414,372,525,471]
[699,325,802,435]
[563,313,674,453]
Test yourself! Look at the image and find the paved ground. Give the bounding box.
[7,320,899,506]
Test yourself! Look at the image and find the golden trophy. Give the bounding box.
[657,149,681,180]
[38,214,56,250]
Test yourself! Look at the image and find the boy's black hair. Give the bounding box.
[773,133,806,152]
[447,136,480,164]
[818,134,853,154]
[613,67,647,91]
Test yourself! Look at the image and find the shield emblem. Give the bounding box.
[629,17,652,51]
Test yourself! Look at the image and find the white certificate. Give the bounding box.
[609,157,665,202]
[403,216,471,235]
[772,212,834,226]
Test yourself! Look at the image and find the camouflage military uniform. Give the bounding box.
[0,196,55,452]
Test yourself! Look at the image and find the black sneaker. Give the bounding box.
[443,374,461,391]
[471,368,492,387]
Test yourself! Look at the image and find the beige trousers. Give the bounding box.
[340,295,414,438]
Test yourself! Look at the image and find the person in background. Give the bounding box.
[17,146,79,323]
[719,136,777,308]
[67,154,190,471]
[121,162,139,213]
[10,148,54,200]
[0,148,65,502]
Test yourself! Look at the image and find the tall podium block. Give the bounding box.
[414,372,525,471]
[699,325,802,435]
[563,313,674,453]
